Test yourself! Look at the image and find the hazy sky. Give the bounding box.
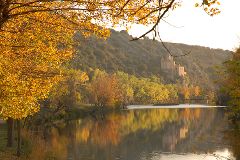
[127,0,240,51]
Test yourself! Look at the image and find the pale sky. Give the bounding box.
[127,0,240,51]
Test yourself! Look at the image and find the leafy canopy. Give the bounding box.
[91,72,123,107]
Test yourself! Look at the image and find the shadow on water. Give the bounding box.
[31,105,236,160]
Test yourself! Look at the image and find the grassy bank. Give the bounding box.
[0,123,22,160]
[0,123,55,160]
[32,106,90,125]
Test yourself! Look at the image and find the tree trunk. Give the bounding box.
[17,119,21,157]
[23,116,28,128]
[7,117,15,147]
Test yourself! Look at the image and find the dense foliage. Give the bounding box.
[215,47,240,126]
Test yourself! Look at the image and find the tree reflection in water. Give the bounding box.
[32,107,236,160]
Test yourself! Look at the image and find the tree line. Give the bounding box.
[42,64,203,111]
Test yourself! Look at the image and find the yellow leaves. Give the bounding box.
[1,3,77,120]
[1,21,74,117]
[171,1,182,10]
[195,0,221,16]
[180,86,190,99]
[34,107,39,112]
[1,0,219,44]
[79,72,89,83]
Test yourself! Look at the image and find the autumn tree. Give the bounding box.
[205,48,240,160]
[48,65,89,114]
[0,0,110,154]
[194,86,199,97]
[116,71,134,106]
[0,0,222,43]
[165,84,178,102]
[90,73,123,108]
[180,86,190,99]
[215,47,240,124]
[0,10,76,154]
[189,85,199,97]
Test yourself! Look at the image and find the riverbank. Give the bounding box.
[127,104,226,109]
[0,123,22,160]
[30,104,90,126]
[0,105,91,159]
[0,122,60,160]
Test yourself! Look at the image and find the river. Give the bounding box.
[32,105,236,160]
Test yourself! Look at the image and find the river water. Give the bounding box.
[33,105,236,160]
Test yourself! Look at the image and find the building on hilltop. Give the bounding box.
[175,64,186,77]
[161,56,186,77]
[161,56,175,70]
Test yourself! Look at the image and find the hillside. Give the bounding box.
[71,29,233,92]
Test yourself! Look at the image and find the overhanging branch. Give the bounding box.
[131,0,175,41]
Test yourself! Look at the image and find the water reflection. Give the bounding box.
[33,107,235,160]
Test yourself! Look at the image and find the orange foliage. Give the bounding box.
[189,85,199,97]
[180,86,190,99]
[90,73,123,107]
[195,0,221,16]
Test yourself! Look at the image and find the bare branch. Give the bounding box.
[162,19,184,28]
[157,32,191,57]
[114,0,131,16]
[131,0,176,41]
[137,8,159,22]
[130,0,153,16]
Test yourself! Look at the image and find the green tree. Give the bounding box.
[90,73,123,108]
[138,64,147,72]
[202,47,240,160]
[49,66,89,114]
[127,67,135,75]
[215,48,240,124]
[117,71,135,105]
[166,84,178,101]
